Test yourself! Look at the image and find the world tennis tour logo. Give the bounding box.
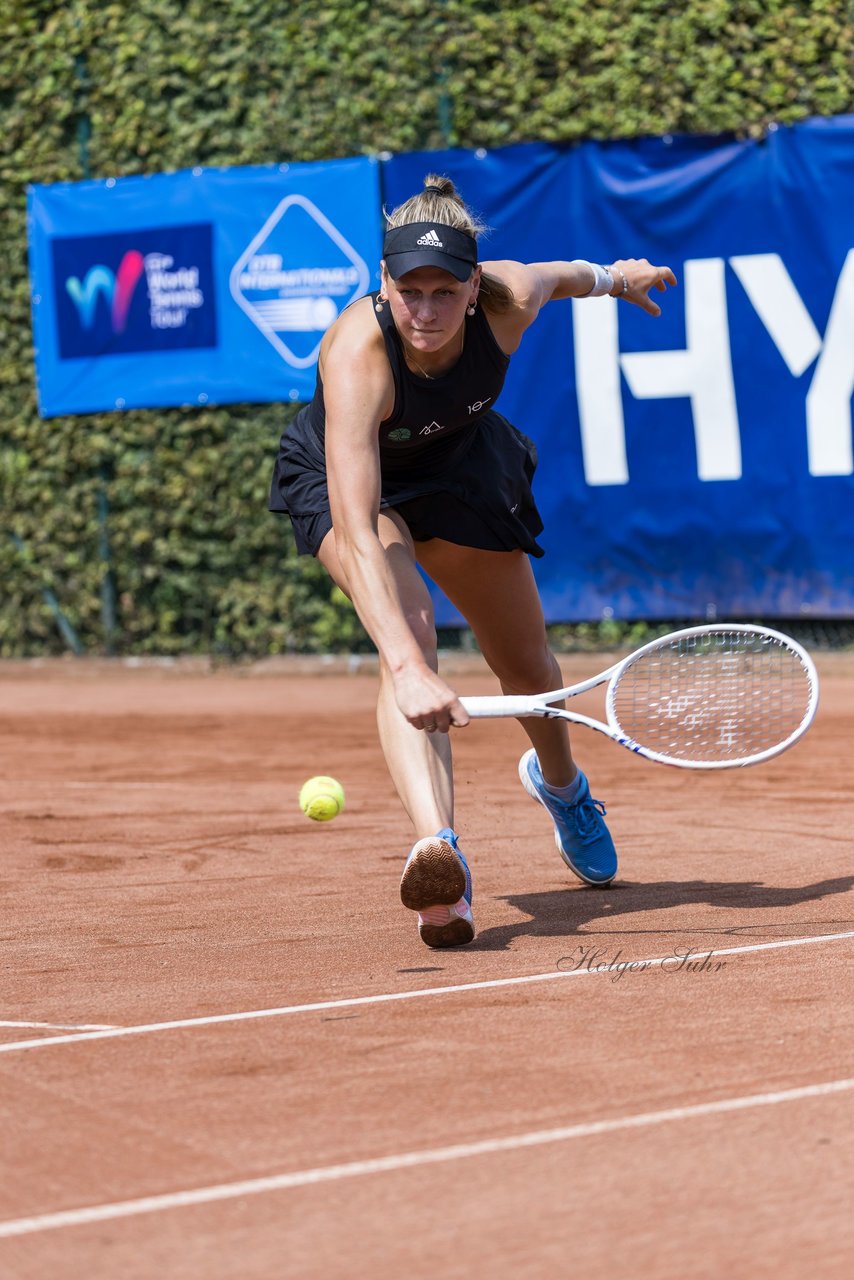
[52,224,217,359]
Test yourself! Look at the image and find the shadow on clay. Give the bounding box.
[467,875,854,952]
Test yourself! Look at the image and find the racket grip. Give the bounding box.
[460,695,540,718]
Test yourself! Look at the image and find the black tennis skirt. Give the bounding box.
[269,408,545,559]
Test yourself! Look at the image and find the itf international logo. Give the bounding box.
[52,224,217,359]
[229,195,370,368]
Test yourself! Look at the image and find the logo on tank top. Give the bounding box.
[387,427,411,441]
[416,229,444,247]
[419,421,446,436]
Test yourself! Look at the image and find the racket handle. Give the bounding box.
[460,695,541,718]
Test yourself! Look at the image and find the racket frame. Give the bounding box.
[459,623,820,769]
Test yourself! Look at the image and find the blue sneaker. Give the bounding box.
[519,750,618,886]
[400,827,474,948]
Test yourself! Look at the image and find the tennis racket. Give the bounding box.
[460,624,819,769]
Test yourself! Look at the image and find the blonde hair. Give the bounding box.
[385,174,514,315]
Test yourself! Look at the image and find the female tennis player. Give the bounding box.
[270,175,676,948]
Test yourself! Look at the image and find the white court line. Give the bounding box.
[0,1075,851,1239]
[1,930,852,1057]
[0,1021,117,1032]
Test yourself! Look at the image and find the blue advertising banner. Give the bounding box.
[28,156,382,414]
[384,119,854,623]
[26,121,854,623]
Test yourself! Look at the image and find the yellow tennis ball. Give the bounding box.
[299,776,345,822]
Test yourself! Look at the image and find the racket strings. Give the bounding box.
[611,631,814,763]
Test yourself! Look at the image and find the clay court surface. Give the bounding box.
[0,652,852,1278]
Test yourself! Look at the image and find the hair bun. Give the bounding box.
[423,174,456,199]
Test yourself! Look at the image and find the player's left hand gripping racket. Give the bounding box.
[460,624,819,769]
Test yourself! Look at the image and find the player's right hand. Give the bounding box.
[392,665,470,733]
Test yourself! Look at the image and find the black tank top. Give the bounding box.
[298,291,510,478]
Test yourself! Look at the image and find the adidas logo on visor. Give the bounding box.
[416,229,444,247]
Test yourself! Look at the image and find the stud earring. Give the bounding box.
[375,295,386,312]
[466,300,477,316]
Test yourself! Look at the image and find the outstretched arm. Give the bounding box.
[481,257,678,345]
[535,257,678,316]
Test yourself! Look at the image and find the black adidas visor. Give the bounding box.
[383,222,478,282]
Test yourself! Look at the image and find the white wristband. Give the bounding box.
[573,259,614,298]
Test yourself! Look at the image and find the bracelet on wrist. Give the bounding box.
[610,266,629,298]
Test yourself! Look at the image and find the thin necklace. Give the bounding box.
[405,322,465,380]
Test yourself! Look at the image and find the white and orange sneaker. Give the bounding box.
[399,828,474,948]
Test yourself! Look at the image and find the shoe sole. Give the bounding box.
[400,837,474,949]
[518,752,616,888]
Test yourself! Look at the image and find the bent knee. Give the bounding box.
[487,644,561,695]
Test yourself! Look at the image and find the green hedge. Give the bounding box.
[2,1,852,654]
